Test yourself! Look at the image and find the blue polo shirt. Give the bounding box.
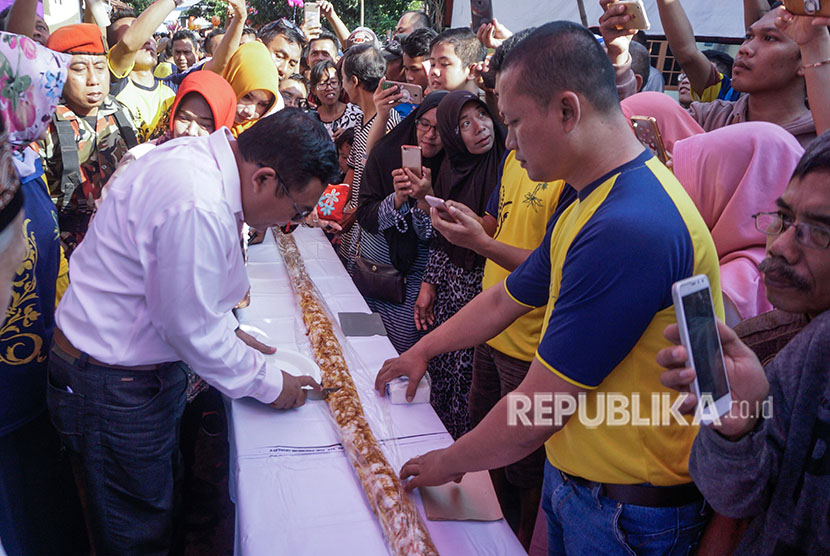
[505,150,723,485]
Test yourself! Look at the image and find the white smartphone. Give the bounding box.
[304,2,320,27]
[671,275,732,424]
[424,195,456,221]
[401,145,422,177]
[611,0,651,31]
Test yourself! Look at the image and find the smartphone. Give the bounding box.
[471,0,494,32]
[610,0,651,31]
[382,81,423,105]
[782,0,830,16]
[304,2,320,27]
[424,195,456,221]
[672,275,732,425]
[631,116,669,165]
[401,145,422,177]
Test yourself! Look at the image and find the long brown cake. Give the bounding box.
[274,229,439,556]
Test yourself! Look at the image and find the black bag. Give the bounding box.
[352,230,406,304]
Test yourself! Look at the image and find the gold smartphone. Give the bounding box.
[611,0,651,30]
[782,0,830,16]
[631,116,669,165]
[382,81,424,105]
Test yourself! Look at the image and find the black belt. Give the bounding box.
[561,471,703,508]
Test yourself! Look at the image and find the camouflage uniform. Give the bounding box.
[34,95,136,256]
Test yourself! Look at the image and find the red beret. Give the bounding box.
[46,23,107,55]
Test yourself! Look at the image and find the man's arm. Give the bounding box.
[655,0,714,98]
[744,0,770,29]
[375,281,532,400]
[109,0,181,77]
[5,0,37,37]
[598,0,639,99]
[319,0,350,48]
[203,0,246,74]
[400,359,583,489]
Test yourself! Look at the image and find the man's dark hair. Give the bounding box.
[791,131,830,180]
[401,10,431,31]
[286,72,308,87]
[341,43,386,92]
[0,7,10,30]
[702,49,734,79]
[238,108,339,191]
[430,28,486,68]
[501,21,619,113]
[401,27,436,59]
[171,29,200,52]
[242,27,257,39]
[105,7,137,46]
[259,19,306,48]
[630,41,651,90]
[335,127,355,150]
[309,29,338,52]
[487,27,535,77]
[204,27,225,56]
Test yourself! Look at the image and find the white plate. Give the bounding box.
[265,349,321,382]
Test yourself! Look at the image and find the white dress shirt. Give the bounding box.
[57,129,283,403]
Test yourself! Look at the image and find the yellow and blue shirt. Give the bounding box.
[505,150,723,486]
[692,64,741,103]
[482,151,576,361]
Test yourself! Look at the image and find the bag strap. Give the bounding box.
[112,107,138,150]
[354,225,362,258]
[53,115,83,210]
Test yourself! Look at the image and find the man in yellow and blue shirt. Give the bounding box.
[376,21,724,554]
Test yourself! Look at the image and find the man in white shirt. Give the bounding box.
[46,109,339,554]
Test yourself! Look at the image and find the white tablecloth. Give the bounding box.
[229,228,527,556]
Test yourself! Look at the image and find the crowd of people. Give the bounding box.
[0,0,829,554]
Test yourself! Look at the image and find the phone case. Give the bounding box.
[304,3,320,26]
[383,82,423,105]
[613,0,651,31]
[471,0,494,31]
[782,0,830,16]
[401,146,422,172]
[631,116,668,164]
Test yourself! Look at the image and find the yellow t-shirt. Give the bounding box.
[483,152,568,361]
[505,152,723,485]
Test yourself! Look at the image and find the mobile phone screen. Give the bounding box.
[682,289,729,399]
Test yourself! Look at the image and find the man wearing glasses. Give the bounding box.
[46,110,339,554]
[658,132,830,555]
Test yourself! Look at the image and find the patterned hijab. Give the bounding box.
[221,41,284,137]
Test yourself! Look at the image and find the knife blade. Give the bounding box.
[303,386,342,401]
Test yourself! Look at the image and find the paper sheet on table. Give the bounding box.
[420,470,504,522]
[339,312,388,337]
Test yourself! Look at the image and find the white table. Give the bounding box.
[228,228,527,556]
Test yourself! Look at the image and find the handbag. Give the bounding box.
[352,228,406,304]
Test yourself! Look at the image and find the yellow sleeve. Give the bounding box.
[55,245,69,308]
[107,46,135,80]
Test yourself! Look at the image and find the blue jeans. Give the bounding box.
[47,345,187,555]
[542,460,709,555]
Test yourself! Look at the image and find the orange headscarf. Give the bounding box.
[221,41,283,136]
[169,71,237,134]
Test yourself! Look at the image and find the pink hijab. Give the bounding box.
[673,122,804,321]
[621,91,704,155]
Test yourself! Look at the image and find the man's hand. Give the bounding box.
[374,78,404,120]
[236,327,277,354]
[413,281,436,331]
[270,371,323,409]
[599,0,636,66]
[375,348,430,401]
[475,17,512,49]
[775,6,830,47]
[657,321,769,440]
[399,448,464,492]
[301,20,322,40]
[318,0,336,20]
[305,211,343,233]
[431,201,488,252]
[248,228,266,245]
[225,0,246,23]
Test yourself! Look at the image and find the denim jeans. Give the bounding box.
[542,460,709,556]
[46,345,187,555]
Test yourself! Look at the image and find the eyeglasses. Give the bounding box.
[264,164,312,222]
[316,80,340,90]
[753,211,830,249]
[415,118,438,134]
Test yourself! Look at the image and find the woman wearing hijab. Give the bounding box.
[420,90,506,439]
[621,91,705,158]
[356,91,447,354]
[0,32,89,556]
[673,121,805,325]
[221,40,284,137]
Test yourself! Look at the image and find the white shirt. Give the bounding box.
[57,128,283,403]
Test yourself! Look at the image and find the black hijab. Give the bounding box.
[356,91,448,273]
[433,90,506,270]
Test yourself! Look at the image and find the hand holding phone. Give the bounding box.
[631,116,669,165]
[609,0,650,30]
[382,81,423,105]
[304,2,321,27]
[425,195,456,222]
[471,0,494,32]
[401,145,422,178]
[672,275,732,424]
[782,0,830,16]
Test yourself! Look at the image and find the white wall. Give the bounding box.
[452,0,746,39]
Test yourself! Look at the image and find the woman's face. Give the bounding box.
[415,107,442,159]
[235,89,274,124]
[315,68,341,106]
[172,93,216,138]
[458,101,494,155]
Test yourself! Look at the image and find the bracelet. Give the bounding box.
[802,58,830,70]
